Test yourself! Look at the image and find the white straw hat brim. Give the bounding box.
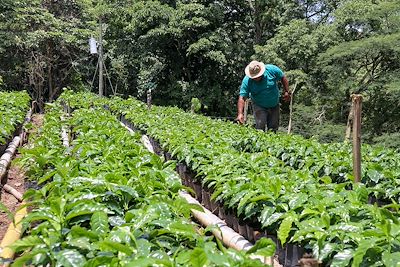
[245,61,266,78]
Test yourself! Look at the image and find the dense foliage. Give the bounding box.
[92,92,399,267]
[0,0,399,145]
[13,94,273,266]
[0,91,30,144]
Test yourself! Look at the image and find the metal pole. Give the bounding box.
[352,94,362,183]
[98,18,104,97]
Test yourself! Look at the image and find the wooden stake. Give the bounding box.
[147,89,152,109]
[244,99,250,123]
[352,94,362,183]
[287,82,298,134]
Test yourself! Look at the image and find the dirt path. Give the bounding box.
[0,114,43,241]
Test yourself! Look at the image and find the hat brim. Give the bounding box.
[245,61,265,78]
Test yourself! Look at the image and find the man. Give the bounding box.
[236,60,290,132]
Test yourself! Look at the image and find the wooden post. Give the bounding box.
[147,89,152,109]
[352,94,362,183]
[243,99,249,123]
[287,82,298,134]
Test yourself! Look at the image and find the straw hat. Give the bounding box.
[245,60,265,79]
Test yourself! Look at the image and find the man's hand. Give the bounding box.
[283,91,291,102]
[236,113,244,124]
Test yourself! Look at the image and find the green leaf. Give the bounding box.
[11,249,48,267]
[228,188,249,208]
[288,193,308,209]
[202,242,227,265]
[246,237,276,257]
[124,258,159,266]
[97,240,135,255]
[168,221,196,238]
[351,239,377,267]
[67,237,93,251]
[70,225,99,241]
[83,256,114,267]
[114,185,139,199]
[317,242,336,261]
[66,202,109,221]
[90,211,109,237]
[382,251,400,267]
[278,214,295,245]
[259,206,282,228]
[54,249,86,267]
[331,249,354,267]
[10,236,43,252]
[189,247,208,267]
[300,207,320,219]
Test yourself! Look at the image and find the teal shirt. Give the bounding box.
[239,64,284,108]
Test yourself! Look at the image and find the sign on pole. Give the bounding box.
[89,38,97,54]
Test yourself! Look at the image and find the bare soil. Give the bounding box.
[0,114,43,242]
[0,158,26,241]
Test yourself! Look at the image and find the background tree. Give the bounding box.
[0,0,96,110]
[0,0,399,147]
[318,0,400,144]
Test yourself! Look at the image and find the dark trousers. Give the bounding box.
[253,103,279,132]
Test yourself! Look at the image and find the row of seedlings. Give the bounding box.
[101,94,400,267]
[0,91,32,262]
[11,97,274,266]
[0,91,30,154]
[61,91,277,264]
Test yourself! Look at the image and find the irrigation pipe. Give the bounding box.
[0,108,32,183]
[120,122,155,154]
[0,136,21,182]
[2,110,71,262]
[2,185,23,202]
[120,119,280,266]
[0,109,32,263]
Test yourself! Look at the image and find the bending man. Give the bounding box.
[236,60,290,132]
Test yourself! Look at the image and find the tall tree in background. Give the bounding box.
[0,0,399,145]
[103,0,254,115]
[318,0,400,139]
[0,0,96,110]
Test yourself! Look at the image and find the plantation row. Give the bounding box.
[0,91,30,145]
[59,91,400,266]
[12,96,271,266]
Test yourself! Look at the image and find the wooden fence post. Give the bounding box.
[287,82,298,134]
[243,99,250,123]
[147,89,152,109]
[352,94,362,183]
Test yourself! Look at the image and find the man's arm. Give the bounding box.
[281,76,291,102]
[236,96,246,124]
[281,76,289,93]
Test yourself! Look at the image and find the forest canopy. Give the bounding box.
[0,0,399,147]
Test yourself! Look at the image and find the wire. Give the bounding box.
[91,57,99,88]
[102,60,115,95]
